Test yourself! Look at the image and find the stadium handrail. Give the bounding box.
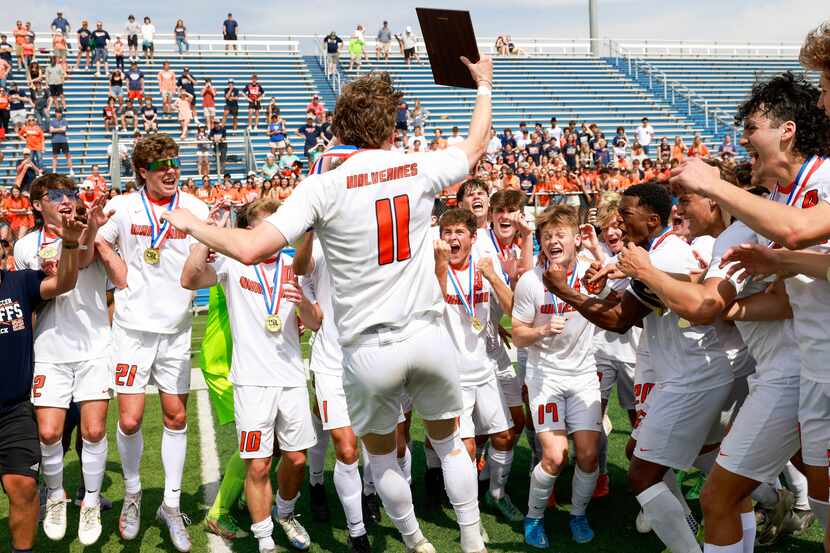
[617,40,801,58]
[1,31,300,52]
[314,35,343,95]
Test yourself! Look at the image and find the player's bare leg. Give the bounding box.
[700,464,757,552]
[3,474,39,551]
[274,450,311,550]
[37,406,70,541]
[246,456,278,552]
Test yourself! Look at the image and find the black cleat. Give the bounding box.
[348,533,372,553]
[362,493,381,525]
[309,483,331,522]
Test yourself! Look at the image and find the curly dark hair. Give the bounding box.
[623,183,672,227]
[800,21,830,73]
[332,72,402,149]
[132,133,180,188]
[734,72,830,159]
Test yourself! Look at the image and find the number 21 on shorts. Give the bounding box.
[115,363,138,387]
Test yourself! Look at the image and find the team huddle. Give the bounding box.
[4,17,830,553]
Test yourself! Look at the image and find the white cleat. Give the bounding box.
[273,507,311,551]
[635,509,652,533]
[43,493,70,541]
[156,504,193,552]
[78,502,102,545]
[119,490,142,540]
[405,538,437,553]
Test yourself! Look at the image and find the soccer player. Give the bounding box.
[14,174,124,546]
[161,56,495,553]
[671,72,830,543]
[1,189,84,553]
[435,208,521,523]
[547,184,735,553]
[181,199,316,553]
[95,134,209,551]
[512,205,602,547]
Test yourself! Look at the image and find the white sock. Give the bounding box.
[571,465,598,516]
[41,441,65,500]
[751,482,779,509]
[251,516,276,551]
[424,444,441,469]
[276,491,300,520]
[367,450,422,548]
[334,460,366,538]
[397,444,412,485]
[693,449,718,475]
[117,424,143,494]
[527,463,557,519]
[361,443,375,495]
[664,469,693,515]
[808,497,830,529]
[598,429,609,474]
[161,425,187,509]
[637,482,702,553]
[309,416,329,486]
[782,462,810,510]
[429,430,483,553]
[703,542,742,552]
[487,448,513,500]
[81,437,108,508]
[741,511,755,553]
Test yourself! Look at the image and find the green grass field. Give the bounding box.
[1,314,823,552]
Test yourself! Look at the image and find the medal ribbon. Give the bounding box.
[782,155,823,207]
[309,144,361,175]
[647,226,673,253]
[37,229,61,250]
[254,254,283,316]
[547,264,578,316]
[140,190,180,249]
[448,256,476,321]
[488,228,512,284]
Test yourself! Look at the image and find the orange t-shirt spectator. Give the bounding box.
[2,190,33,233]
[18,122,45,153]
[687,139,710,159]
[305,95,325,120]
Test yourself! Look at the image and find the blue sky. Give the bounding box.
[2,0,828,47]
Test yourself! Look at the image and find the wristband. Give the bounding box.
[477,86,492,97]
[63,242,79,250]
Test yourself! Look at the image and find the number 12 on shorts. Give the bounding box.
[538,402,559,425]
[115,363,138,387]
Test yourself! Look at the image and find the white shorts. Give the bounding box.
[203,107,216,119]
[161,90,174,100]
[313,372,351,431]
[497,372,524,408]
[717,378,800,482]
[342,317,463,436]
[526,371,601,435]
[459,375,512,439]
[798,376,830,467]
[31,357,113,408]
[630,348,657,441]
[707,374,750,445]
[234,385,317,459]
[635,382,733,470]
[110,322,192,395]
[196,150,210,159]
[596,356,636,411]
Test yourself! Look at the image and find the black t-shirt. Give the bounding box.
[224,87,239,106]
[77,28,92,45]
[178,75,196,95]
[0,269,45,412]
[297,125,320,150]
[91,29,110,48]
[324,36,342,54]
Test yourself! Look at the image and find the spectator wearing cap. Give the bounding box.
[223,14,238,53]
[91,21,111,77]
[376,21,392,61]
[635,117,655,155]
[125,15,141,62]
[51,12,70,35]
[221,79,239,130]
[49,109,73,175]
[305,95,324,121]
[141,17,156,63]
[401,26,419,65]
[79,178,100,208]
[18,115,44,167]
[323,32,343,77]
[261,153,279,179]
[244,74,264,130]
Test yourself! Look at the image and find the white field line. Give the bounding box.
[196,389,233,553]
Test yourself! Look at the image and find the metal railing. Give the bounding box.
[315,35,343,95]
[617,40,801,58]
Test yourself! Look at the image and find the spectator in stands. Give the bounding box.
[407,125,427,149]
[83,164,108,194]
[348,31,365,72]
[110,67,124,108]
[203,78,217,131]
[631,142,648,164]
[687,135,709,159]
[323,32,343,77]
[125,15,141,62]
[126,62,144,101]
[611,126,628,159]
[91,22,111,77]
[223,13,239,53]
[563,134,578,171]
[107,139,132,176]
[718,134,736,158]
[113,35,126,72]
[49,109,73,175]
[157,61,177,115]
[447,126,464,146]
[376,21,392,61]
[2,185,33,239]
[395,100,408,131]
[141,97,158,132]
[279,145,299,169]
[319,111,333,144]
[657,136,671,163]
[13,22,27,70]
[45,57,67,112]
[195,125,210,176]
[0,87,9,135]
[141,17,156,63]
[210,120,228,167]
[120,98,138,133]
[549,117,562,143]
[408,99,429,130]
[52,32,68,73]
[75,21,92,71]
[244,74,264,130]
[0,36,13,86]
[401,26,418,65]
[261,152,279,180]
[51,11,70,35]
[18,115,44,167]
[175,89,194,139]
[306,95,325,121]
[26,61,44,88]
[178,67,199,123]
[175,19,189,55]
[635,117,655,155]
[78,180,98,208]
[495,35,509,56]
[295,116,320,160]
[670,135,686,161]
[221,79,239,130]
[268,110,288,154]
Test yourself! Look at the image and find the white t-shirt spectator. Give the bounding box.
[402,32,416,50]
[635,124,655,147]
[446,133,464,146]
[549,126,563,143]
[141,24,155,43]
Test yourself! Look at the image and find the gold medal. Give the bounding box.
[470,316,484,335]
[38,245,59,260]
[265,314,283,333]
[144,247,161,265]
[677,318,691,329]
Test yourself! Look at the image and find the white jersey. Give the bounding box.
[441,253,497,386]
[266,146,469,346]
[692,234,755,379]
[626,231,733,393]
[98,190,209,334]
[705,221,800,383]
[513,259,597,379]
[770,157,830,383]
[300,241,343,376]
[593,249,640,363]
[213,253,305,387]
[14,231,110,362]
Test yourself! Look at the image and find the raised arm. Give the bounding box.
[457,55,493,170]
[41,215,84,299]
[433,240,450,297]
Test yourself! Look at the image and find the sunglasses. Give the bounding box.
[44,188,79,202]
[146,157,181,172]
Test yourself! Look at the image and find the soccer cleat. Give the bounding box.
[205,512,249,539]
[78,502,102,545]
[309,483,331,522]
[119,490,142,540]
[524,516,549,549]
[546,486,557,509]
[592,473,610,498]
[156,504,193,552]
[405,538,437,553]
[485,490,524,522]
[362,492,382,524]
[755,489,795,546]
[781,508,815,535]
[348,533,372,553]
[569,514,594,544]
[274,509,311,551]
[43,492,70,541]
